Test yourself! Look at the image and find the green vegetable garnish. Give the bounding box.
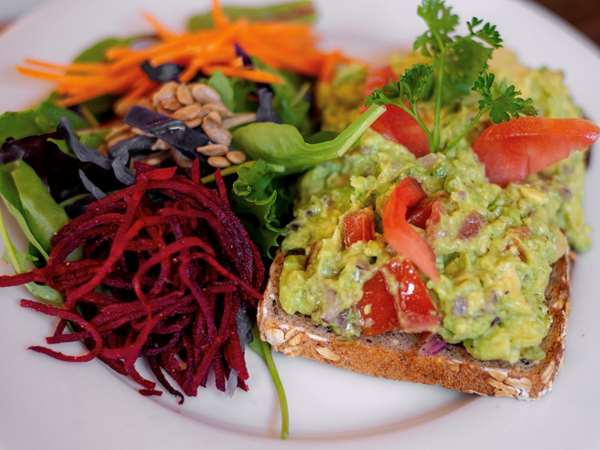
[232,104,385,174]
[0,161,67,304]
[249,326,289,440]
[232,161,292,256]
[367,0,536,152]
[0,99,86,145]
[187,0,316,31]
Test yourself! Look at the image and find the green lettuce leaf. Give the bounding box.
[231,161,293,256]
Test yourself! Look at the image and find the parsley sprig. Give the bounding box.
[366,0,536,153]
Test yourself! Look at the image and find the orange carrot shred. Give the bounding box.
[17,7,357,106]
[142,12,177,40]
[211,0,229,29]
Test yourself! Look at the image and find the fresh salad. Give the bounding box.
[0,0,598,440]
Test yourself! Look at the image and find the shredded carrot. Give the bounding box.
[17,1,356,107]
[211,0,229,29]
[202,66,284,84]
[142,12,176,40]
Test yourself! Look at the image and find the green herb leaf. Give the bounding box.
[473,72,537,123]
[0,99,86,145]
[414,0,459,56]
[187,0,315,31]
[442,36,493,103]
[467,17,503,49]
[249,325,289,439]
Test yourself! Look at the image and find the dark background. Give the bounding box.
[534,0,600,45]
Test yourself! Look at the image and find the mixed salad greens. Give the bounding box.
[0,0,598,440]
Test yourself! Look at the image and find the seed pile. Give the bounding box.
[106,81,254,170]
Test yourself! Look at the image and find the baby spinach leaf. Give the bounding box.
[232,104,385,174]
[207,71,235,111]
[9,161,69,252]
[0,99,86,145]
[73,35,140,117]
[74,36,138,63]
[0,164,49,258]
[0,208,62,305]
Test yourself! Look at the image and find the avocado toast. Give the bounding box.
[258,28,598,397]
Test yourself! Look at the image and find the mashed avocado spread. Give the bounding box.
[279,50,590,363]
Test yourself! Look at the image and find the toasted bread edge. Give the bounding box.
[258,252,571,400]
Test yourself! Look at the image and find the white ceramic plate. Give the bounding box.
[0,0,599,449]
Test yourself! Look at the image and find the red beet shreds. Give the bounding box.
[0,165,265,400]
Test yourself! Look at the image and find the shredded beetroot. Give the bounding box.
[3,162,264,400]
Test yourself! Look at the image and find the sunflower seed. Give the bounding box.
[226,150,247,164]
[190,83,222,104]
[152,81,179,109]
[176,84,194,105]
[184,117,204,128]
[202,113,231,146]
[207,156,231,168]
[172,103,205,121]
[171,148,193,168]
[151,139,170,151]
[196,144,228,156]
[222,112,257,129]
[203,102,232,118]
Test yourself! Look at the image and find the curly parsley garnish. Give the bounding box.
[367,0,536,152]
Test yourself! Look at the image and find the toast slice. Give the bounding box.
[258,252,571,400]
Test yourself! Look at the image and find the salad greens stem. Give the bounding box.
[79,105,100,128]
[200,164,246,184]
[250,326,289,439]
[432,53,445,152]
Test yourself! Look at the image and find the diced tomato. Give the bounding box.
[473,117,600,186]
[358,259,440,335]
[387,259,440,333]
[383,177,439,282]
[407,195,440,229]
[357,271,399,336]
[343,208,375,248]
[364,66,430,157]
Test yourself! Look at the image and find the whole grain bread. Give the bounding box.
[258,252,571,400]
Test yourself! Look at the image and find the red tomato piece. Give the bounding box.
[383,177,439,282]
[365,66,430,157]
[407,196,438,229]
[387,259,440,333]
[343,208,375,248]
[357,259,440,336]
[473,117,600,186]
[357,271,399,336]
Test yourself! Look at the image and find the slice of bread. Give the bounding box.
[258,252,571,400]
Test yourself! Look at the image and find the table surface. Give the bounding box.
[535,0,600,45]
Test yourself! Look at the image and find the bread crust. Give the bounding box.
[258,252,571,399]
